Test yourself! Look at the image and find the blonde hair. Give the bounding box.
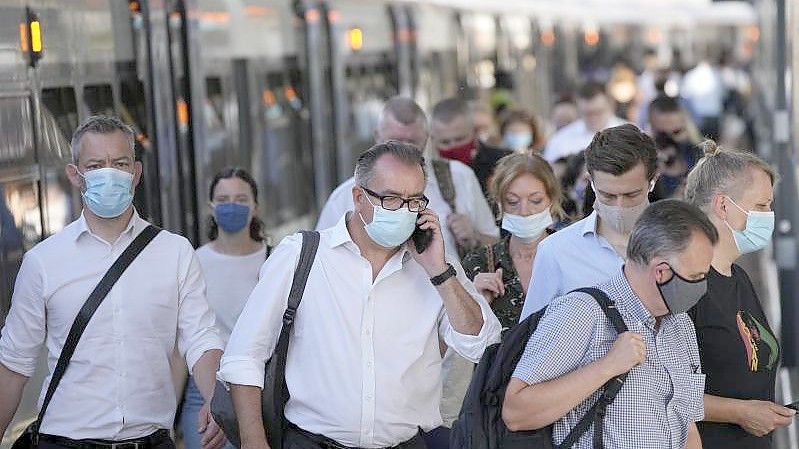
[684,140,778,210]
[489,153,565,219]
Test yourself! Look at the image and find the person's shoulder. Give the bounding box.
[541,290,605,329]
[538,216,588,247]
[447,159,479,179]
[27,219,82,257]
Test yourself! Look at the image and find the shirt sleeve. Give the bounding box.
[455,163,499,238]
[0,251,46,377]
[176,240,224,374]
[217,233,302,388]
[438,258,501,363]
[512,294,600,385]
[519,239,562,320]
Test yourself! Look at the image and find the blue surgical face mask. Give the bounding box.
[214,203,251,234]
[501,208,553,242]
[77,167,134,218]
[503,132,533,150]
[359,188,418,248]
[725,196,775,254]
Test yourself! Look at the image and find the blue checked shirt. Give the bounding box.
[513,272,705,449]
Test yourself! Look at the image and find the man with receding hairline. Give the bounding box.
[317,96,498,257]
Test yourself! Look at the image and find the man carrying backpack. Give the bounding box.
[502,200,716,448]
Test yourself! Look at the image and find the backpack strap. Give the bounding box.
[557,287,629,449]
[432,159,470,258]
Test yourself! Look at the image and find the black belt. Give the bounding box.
[287,423,423,449]
[39,429,171,449]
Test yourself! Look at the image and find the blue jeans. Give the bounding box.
[180,377,235,449]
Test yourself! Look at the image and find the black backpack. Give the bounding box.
[450,287,629,449]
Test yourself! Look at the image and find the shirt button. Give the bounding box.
[364,328,372,336]
[365,394,373,401]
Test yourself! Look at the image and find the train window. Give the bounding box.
[205,77,225,130]
[83,84,115,116]
[40,87,78,163]
[0,96,35,168]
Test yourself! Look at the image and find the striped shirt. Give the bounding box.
[513,272,705,449]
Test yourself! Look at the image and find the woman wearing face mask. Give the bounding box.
[684,141,791,449]
[499,109,545,154]
[180,167,269,449]
[461,153,564,333]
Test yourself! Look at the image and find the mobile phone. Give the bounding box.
[411,224,433,253]
[786,401,799,411]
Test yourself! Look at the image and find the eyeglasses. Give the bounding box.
[360,186,429,212]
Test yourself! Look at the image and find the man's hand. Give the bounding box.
[198,403,227,449]
[409,209,447,277]
[598,332,646,377]
[736,400,795,437]
[447,213,477,249]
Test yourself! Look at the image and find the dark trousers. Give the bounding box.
[421,427,449,449]
[284,425,425,449]
[37,431,174,449]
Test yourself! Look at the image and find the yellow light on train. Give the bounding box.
[348,27,363,52]
[746,26,760,42]
[584,28,599,47]
[176,99,189,127]
[541,30,555,47]
[30,20,42,52]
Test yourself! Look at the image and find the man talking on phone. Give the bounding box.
[219,141,501,449]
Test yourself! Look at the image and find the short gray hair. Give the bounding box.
[70,115,136,163]
[379,96,428,131]
[684,140,778,210]
[627,199,719,265]
[354,140,427,187]
[431,97,472,125]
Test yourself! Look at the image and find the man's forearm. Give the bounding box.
[230,384,269,449]
[0,362,28,439]
[703,394,743,425]
[436,277,484,335]
[192,349,223,402]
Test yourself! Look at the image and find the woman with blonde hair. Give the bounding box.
[462,153,564,333]
[684,141,792,448]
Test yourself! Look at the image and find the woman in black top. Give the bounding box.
[462,153,564,334]
[684,141,792,448]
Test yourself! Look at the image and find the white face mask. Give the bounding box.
[501,207,553,242]
[591,180,654,234]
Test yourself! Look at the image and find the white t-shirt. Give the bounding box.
[315,160,499,257]
[195,243,268,344]
[543,116,627,162]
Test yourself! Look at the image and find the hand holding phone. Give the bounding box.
[786,401,799,411]
[411,225,433,253]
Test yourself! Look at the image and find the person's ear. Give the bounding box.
[66,163,82,190]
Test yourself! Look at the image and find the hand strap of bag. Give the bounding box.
[557,287,629,449]
[31,225,161,443]
[270,231,320,446]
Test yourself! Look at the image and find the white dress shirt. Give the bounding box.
[543,116,627,162]
[195,243,267,344]
[0,211,223,440]
[219,216,501,448]
[315,160,499,256]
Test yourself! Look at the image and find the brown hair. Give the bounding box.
[585,123,658,179]
[489,153,565,219]
[498,108,545,151]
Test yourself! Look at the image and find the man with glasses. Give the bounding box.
[220,141,501,449]
[543,82,626,163]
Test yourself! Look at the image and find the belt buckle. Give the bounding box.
[110,442,141,449]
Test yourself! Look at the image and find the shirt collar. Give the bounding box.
[580,210,600,237]
[72,209,143,243]
[328,212,412,261]
[607,270,656,326]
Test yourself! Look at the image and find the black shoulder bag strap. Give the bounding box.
[268,230,320,449]
[557,287,629,449]
[30,225,161,444]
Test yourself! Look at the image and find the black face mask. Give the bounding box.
[656,264,708,315]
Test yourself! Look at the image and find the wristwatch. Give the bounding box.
[430,263,456,286]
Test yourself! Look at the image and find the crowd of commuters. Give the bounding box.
[0,46,787,449]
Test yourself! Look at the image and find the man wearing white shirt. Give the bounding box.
[220,141,501,449]
[543,82,626,163]
[0,116,225,449]
[316,97,499,256]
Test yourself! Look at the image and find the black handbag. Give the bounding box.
[11,225,162,449]
[211,230,320,449]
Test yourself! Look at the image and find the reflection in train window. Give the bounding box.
[0,96,35,168]
[40,87,78,162]
[84,84,115,116]
[0,180,42,325]
[257,69,312,229]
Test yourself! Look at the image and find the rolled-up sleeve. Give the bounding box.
[217,234,301,388]
[0,251,46,377]
[176,242,224,374]
[519,239,562,320]
[438,259,501,363]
